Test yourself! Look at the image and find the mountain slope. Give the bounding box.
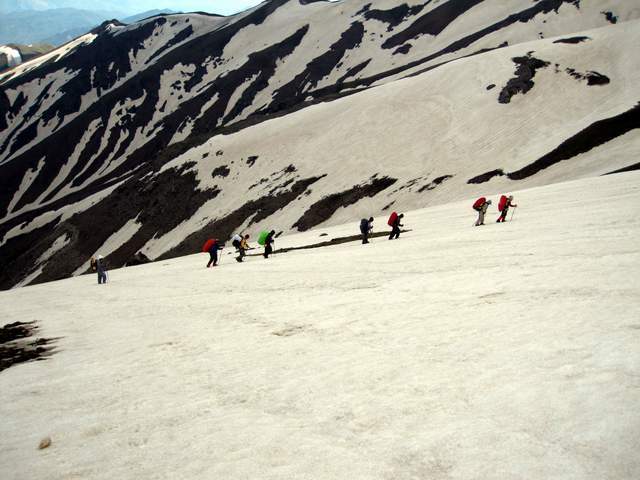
[1,171,639,478]
[0,0,638,289]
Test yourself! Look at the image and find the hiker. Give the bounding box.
[91,254,108,284]
[389,213,404,240]
[207,240,223,268]
[473,197,492,226]
[231,233,243,259]
[263,230,276,258]
[497,195,517,223]
[360,217,374,244]
[236,234,250,262]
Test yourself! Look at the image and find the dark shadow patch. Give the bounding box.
[247,229,411,257]
[601,11,617,24]
[382,201,396,211]
[507,103,640,180]
[467,169,505,184]
[498,53,550,104]
[292,176,397,231]
[212,165,230,178]
[158,175,326,260]
[246,156,259,167]
[553,36,590,44]
[486,83,496,90]
[417,174,454,192]
[565,68,610,86]
[1,321,59,373]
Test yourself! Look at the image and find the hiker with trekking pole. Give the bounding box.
[202,238,223,268]
[259,230,276,258]
[360,217,374,244]
[91,254,108,284]
[496,195,517,223]
[388,212,404,240]
[232,233,251,262]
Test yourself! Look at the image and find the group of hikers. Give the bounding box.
[90,193,518,282]
[473,194,517,226]
[359,211,404,244]
[204,229,276,268]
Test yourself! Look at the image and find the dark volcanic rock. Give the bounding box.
[363,3,427,32]
[467,169,505,184]
[159,175,326,259]
[565,68,610,86]
[382,0,483,49]
[601,11,617,24]
[553,36,590,44]
[417,175,454,192]
[0,164,218,289]
[393,44,412,55]
[498,53,550,104]
[0,321,58,373]
[292,176,397,231]
[212,165,231,178]
[126,252,152,266]
[507,103,640,180]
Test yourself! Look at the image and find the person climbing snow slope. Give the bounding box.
[264,230,276,259]
[360,217,374,244]
[206,240,223,268]
[236,234,250,262]
[91,255,108,284]
[497,195,517,223]
[389,213,404,240]
[473,197,492,226]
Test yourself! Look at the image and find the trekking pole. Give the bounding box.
[510,207,516,222]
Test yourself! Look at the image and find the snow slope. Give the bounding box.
[1,171,639,479]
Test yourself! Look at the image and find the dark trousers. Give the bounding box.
[236,247,246,262]
[497,208,509,222]
[389,227,400,240]
[207,251,218,267]
[264,244,273,258]
[361,230,369,244]
[98,271,107,284]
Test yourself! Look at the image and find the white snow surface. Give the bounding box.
[1,171,639,479]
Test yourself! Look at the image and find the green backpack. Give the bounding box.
[257,230,269,245]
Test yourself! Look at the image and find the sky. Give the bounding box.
[130,1,264,15]
[1,1,266,16]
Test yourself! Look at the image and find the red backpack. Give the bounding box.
[387,211,398,226]
[498,195,508,212]
[472,197,486,211]
[202,238,217,252]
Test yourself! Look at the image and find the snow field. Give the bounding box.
[0,171,639,479]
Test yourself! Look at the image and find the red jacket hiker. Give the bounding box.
[497,195,517,222]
